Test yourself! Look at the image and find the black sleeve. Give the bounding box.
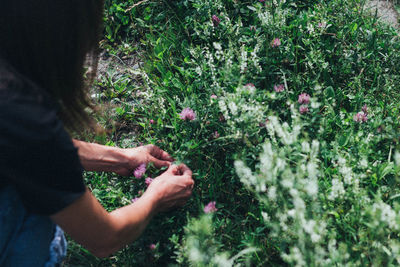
[0,91,86,215]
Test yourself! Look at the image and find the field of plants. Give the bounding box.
[67,0,400,266]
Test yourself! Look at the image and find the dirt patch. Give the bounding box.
[366,0,399,29]
[97,50,144,80]
[91,47,146,99]
[89,47,147,145]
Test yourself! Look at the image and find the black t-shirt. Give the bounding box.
[0,64,86,215]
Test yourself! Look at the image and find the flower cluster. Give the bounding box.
[179,108,196,121]
[145,177,154,187]
[245,83,256,93]
[204,201,218,213]
[298,93,310,105]
[134,163,146,178]
[212,15,221,27]
[353,105,368,123]
[274,84,284,92]
[298,93,311,114]
[271,38,281,48]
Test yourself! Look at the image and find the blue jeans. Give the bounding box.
[0,186,67,267]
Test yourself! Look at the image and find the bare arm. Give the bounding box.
[51,164,193,258]
[72,140,173,176]
[51,188,157,258]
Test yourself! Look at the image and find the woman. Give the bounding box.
[0,1,194,266]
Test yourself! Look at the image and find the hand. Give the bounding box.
[144,164,194,212]
[116,144,174,176]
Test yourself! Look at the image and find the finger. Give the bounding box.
[178,164,192,177]
[149,145,174,162]
[167,164,180,174]
[158,149,174,162]
[149,156,171,169]
[186,178,195,188]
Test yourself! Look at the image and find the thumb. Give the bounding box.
[167,164,181,175]
[149,156,171,169]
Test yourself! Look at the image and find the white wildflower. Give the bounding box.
[301,141,310,153]
[311,233,321,243]
[310,101,321,109]
[328,179,345,200]
[213,42,222,50]
[228,101,238,116]
[240,45,247,73]
[306,179,318,197]
[268,186,277,201]
[360,158,368,168]
[262,212,270,222]
[281,178,293,188]
[395,151,400,166]
[307,162,318,180]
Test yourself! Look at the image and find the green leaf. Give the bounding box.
[324,86,335,99]
[351,23,358,34]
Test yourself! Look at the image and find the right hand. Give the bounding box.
[144,164,194,212]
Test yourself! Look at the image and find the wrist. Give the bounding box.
[74,140,130,173]
[142,187,162,215]
[105,146,130,173]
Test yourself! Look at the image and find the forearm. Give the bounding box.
[51,189,159,258]
[106,193,159,255]
[72,139,128,173]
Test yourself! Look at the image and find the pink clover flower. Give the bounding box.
[274,84,284,92]
[204,201,218,213]
[134,163,146,178]
[298,93,310,104]
[179,108,196,121]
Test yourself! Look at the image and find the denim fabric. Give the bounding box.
[0,186,67,267]
[45,226,67,267]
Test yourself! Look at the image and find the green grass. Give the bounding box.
[67,0,400,266]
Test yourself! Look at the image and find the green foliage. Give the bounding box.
[68,0,400,265]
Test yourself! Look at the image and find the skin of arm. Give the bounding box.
[72,139,173,176]
[51,188,157,258]
[51,164,194,258]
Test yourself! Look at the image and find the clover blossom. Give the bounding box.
[212,15,221,27]
[353,112,368,123]
[362,104,368,115]
[271,38,281,48]
[204,201,218,213]
[149,244,156,250]
[179,108,196,121]
[274,84,284,92]
[245,83,256,93]
[210,94,218,99]
[145,177,153,187]
[245,83,255,88]
[298,93,310,104]
[134,163,146,178]
[299,105,309,114]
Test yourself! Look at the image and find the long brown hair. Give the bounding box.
[0,0,104,132]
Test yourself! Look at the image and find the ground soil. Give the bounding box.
[366,0,399,28]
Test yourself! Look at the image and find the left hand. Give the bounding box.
[115,144,174,176]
